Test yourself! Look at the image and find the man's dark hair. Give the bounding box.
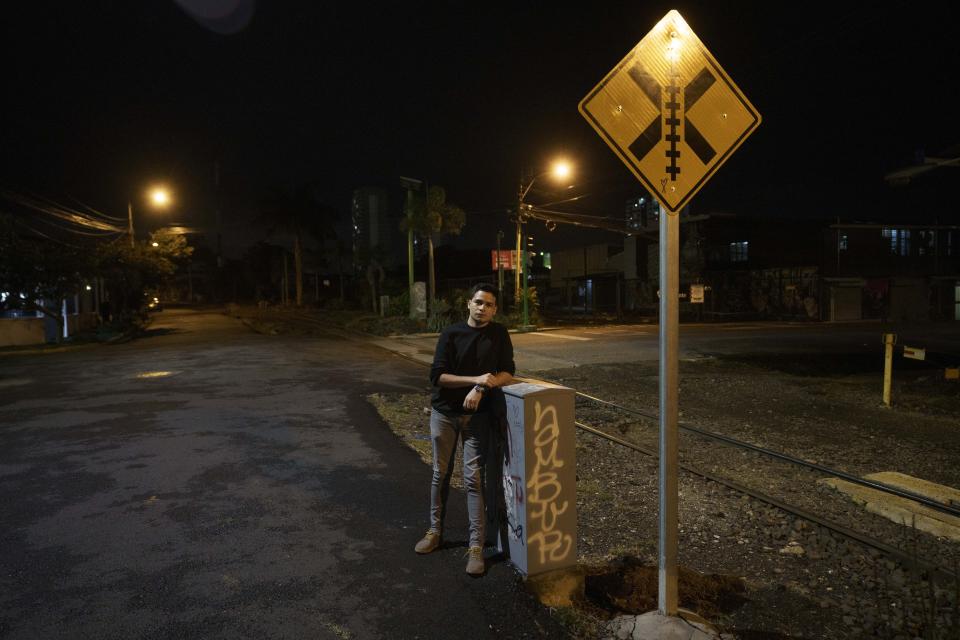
[469,282,499,304]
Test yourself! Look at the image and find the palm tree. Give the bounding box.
[400,185,465,309]
[258,186,338,306]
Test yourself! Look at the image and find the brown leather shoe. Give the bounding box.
[414,529,441,554]
[465,546,484,576]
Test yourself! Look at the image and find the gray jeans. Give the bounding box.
[429,408,490,548]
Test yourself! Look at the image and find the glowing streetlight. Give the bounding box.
[516,159,575,330]
[128,186,173,247]
[150,187,171,208]
[552,160,572,181]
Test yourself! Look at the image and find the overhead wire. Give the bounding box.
[521,205,642,236]
[66,195,127,222]
[14,222,86,249]
[1,190,126,233]
[32,215,122,237]
[21,208,123,238]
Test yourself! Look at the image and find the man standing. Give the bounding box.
[414,283,515,576]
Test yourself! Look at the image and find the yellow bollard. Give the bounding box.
[882,333,896,407]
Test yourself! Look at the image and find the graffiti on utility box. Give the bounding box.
[526,401,573,564]
[501,382,577,576]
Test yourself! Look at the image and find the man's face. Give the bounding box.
[467,291,497,326]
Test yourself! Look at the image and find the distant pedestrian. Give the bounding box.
[414,283,515,576]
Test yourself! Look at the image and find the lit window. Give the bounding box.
[917,230,936,257]
[729,241,748,262]
[838,233,848,251]
[882,228,911,256]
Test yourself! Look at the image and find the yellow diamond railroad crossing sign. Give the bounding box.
[579,10,760,213]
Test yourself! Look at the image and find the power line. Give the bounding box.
[14,222,86,249]
[1,190,126,233]
[32,214,122,237]
[66,195,127,223]
[522,205,639,236]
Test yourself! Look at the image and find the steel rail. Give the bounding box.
[568,387,960,519]
[575,419,957,582]
[275,311,958,579]
[293,311,959,516]
[294,309,958,517]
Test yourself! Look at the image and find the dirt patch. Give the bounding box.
[583,556,746,620]
[366,392,465,490]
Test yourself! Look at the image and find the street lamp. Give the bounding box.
[128,186,172,247]
[517,159,572,330]
[150,188,170,207]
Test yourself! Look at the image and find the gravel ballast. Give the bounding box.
[369,355,960,639]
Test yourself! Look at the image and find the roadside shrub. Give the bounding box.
[323,297,349,311]
[428,287,470,332]
[387,289,410,316]
[504,285,541,327]
[427,297,453,332]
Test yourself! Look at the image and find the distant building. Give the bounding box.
[624,195,660,233]
[545,210,960,322]
[351,187,402,270]
[823,222,959,321]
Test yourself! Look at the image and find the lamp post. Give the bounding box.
[128,186,172,247]
[517,160,571,330]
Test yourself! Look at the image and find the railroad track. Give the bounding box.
[566,395,958,583]
[276,310,959,581]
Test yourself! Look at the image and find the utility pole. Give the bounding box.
[283,251,289,306]
[127,202,135,247]
[400,176,422,318]
[214,161,223,269]
[497,230,504,297]
[514,160,570,327]
[516,177,523,312]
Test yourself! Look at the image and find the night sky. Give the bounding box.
[3,1,958,255]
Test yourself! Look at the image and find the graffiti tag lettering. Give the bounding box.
[526,401,573,565]
[504,474,525,542]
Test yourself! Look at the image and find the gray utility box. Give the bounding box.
[501,381,577,576]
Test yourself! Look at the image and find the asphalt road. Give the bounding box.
[0,310,564,640]
[378,320,960,372]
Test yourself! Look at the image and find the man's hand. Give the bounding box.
[463,388,484,412]
[474,373,496,388]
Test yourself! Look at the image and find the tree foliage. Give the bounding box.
[1,209,194,336]
[258,185,339,305]
[400,185,465,238]
[400,185,466,308]
[0,215,90,328]
[95,231,193,319]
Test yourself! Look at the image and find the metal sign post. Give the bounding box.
[658,202,679,613]
[578,9,761,616]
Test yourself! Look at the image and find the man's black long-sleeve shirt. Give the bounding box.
[430,321,515,416]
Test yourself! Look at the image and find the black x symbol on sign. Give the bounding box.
[625,62,718,181]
